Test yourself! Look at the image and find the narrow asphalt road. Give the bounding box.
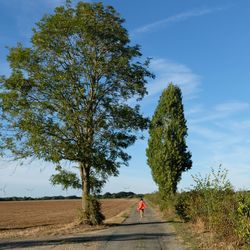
[0,203,185,249]
[96,204,184,250]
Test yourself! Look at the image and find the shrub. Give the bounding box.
[175,192,192,222]
[176,166,238,239]
[149,167,250,247]
[78,196,105,225]
[191,166,234,230]
[234,192,250,244]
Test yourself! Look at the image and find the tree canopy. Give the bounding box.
[0,1,153,224]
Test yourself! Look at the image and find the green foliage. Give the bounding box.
[175,167,250,245]
[50,165,81,190]
[175,192,192,222]
[146,83,192,198]
[191,166,232,223]
[190,166,236,234]
[191,165,233,192]
[234,192,250,244]
[0,1,153,224]
[177,167,234,224]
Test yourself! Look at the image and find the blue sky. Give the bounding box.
[1,0,250,197]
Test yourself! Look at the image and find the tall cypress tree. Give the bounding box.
[146,83,192,198]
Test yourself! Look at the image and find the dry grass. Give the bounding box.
[174,220,242,250]
[0,198,137,239]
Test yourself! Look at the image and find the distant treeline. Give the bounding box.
[98,191,143,199]
[0,192,143,201]
[0,195,80,201]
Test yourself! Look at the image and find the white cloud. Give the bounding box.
[133,6,227,35]
[147,58,201,99]
[215,101,249,113]
[230,120,250,130]
[183,97,250,190]
[186,105,204,116]
[189,125,225,141]
[189,101,250,124]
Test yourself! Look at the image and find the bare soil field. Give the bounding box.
[0,198,136,239]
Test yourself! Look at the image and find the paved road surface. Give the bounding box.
[0,204,184,249]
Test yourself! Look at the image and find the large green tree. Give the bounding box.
[0,1,153,224]
[146,83,192,198]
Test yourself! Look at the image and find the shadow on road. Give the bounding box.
[109,220,182,227]
[0,232,176,249]
[123,221,173,226]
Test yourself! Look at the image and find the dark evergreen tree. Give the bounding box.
[146,83,192,198]
[0,1,153,224]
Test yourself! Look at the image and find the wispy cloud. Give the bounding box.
[185,100,250,190]
[230,120,250,130]
[186,105,204,116]
[215,102,249,113]
[147,58,201,99]
[6,0,67,44]
[189,101,249,124]
[133,6,227,35]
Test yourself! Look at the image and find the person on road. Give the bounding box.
[137,198,146,218]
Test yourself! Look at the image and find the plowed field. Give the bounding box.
[0,198,136,239]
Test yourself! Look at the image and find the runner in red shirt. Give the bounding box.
[137,198,146,218]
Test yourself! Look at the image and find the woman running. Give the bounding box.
[137,198,146,218]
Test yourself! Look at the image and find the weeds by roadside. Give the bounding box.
[147,166,250,249]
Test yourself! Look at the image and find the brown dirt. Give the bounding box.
[0,198,137,239]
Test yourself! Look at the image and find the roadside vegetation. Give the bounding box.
[146,167,250,249]
[146,82,250,248]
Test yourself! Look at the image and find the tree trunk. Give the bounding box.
[80,162,91,224]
